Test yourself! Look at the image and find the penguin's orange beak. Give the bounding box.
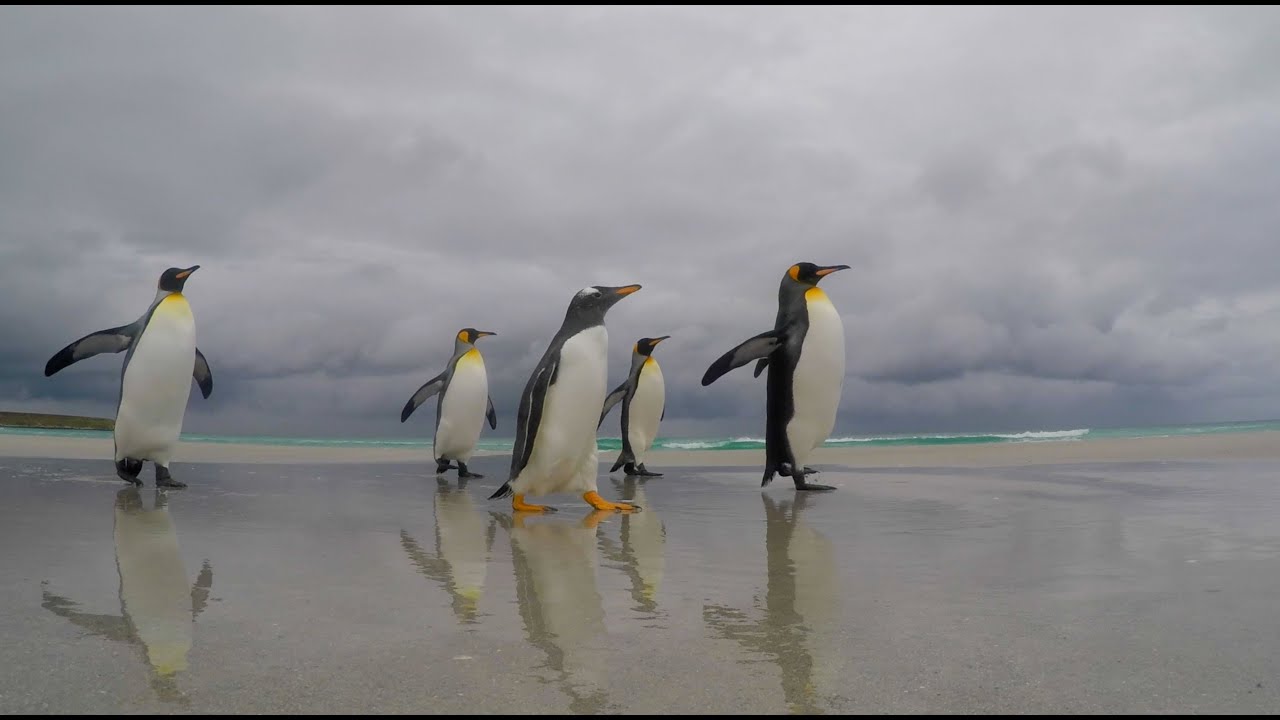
[615,284,642,296]
[815,264,850,277]
[175,265,200,280]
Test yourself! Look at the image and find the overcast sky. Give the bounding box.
[2,6,1279,440]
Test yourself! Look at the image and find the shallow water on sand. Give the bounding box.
[3,455,1280,713]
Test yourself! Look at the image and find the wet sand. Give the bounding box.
[2,436,1280,713]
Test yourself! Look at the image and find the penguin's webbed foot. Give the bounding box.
[512,494,556,513]
[456,462,483,480]
[636,464,663,477]
[794,481,836,492]
[116,459,143,486]
[155,466,187,489]
[583,491,640,513]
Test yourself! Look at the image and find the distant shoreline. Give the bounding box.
[1,428,1277,467]
[0,411,112,432]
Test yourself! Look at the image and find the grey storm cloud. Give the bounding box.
[2,6,1280,439]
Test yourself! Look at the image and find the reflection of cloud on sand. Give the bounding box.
[598,478,666,615]
[401,481,496,623]
[498,511,616,715]
[704,494,842,714]
[42,487,212,704]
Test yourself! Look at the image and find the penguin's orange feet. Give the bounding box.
[583,491,640,513]
[512,494,555,513]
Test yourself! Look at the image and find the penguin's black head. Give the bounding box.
[456,328,496,345]
[565,284,642,323]
[786,262,850,286]
[158,265,200,293]
[634,336,670,356]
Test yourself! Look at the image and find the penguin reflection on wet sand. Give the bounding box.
[498,511,616,714]
[44,266,214,488]
[596,478,666,614]
[703,493,842,714]
[599,336,669,477]
[400,480,497,624]
[400,328,499,480]
[490,285,643,513]
[41,488,212,704]
[702,263,850,491]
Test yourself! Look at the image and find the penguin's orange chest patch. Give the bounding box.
[805,287,829,304]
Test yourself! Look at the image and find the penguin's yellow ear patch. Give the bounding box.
[788,265,801,281]
[458,330,469,343]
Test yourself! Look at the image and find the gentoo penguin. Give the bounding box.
[489,285,642,513]
[400,481,497,624]
[400,328,498,479]
[598,336,669,476]
[701,262,849,491]
[44,266,213,488]
[41,488,213,704]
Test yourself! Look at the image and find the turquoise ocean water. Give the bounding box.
[3,419,1279,452]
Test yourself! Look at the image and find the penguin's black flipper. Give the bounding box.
[509,355,558,481]
[486,395,498,430]
[598,383,627,428]
[702,329,784,386]
[44,323,139,377]
[193,348,214,399]
[753,358,770,377]
[400,372,446,422]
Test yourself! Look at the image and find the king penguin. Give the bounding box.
[701,262,849,491]
[598,336,669,476]
[45,266,213,488]
[400,328,498,480]
[489,285,643,513]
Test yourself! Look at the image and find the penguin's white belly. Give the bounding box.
[786,291,845,466]
[116,296,195,462]
[520,326,608,496]
[435,351,488,461]
[627,360,665,461]
[115,504,191,676]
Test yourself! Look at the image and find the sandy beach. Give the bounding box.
[4,432,1280,713]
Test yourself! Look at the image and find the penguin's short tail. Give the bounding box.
[761,466,776,487]
[488,482,514,500]
[609,449,635,474]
